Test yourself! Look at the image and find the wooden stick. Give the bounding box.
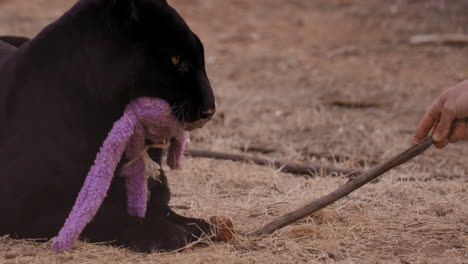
[250,136,434,236]
[409,34,468,45]
[185,149,363,177]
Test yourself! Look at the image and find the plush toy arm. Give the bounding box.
[51,115,136,252]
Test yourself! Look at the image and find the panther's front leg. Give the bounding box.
[145,148,213,239]
[82,199,195,252]
[80,148,213,252]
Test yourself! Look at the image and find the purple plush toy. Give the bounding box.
[51,97,208,252]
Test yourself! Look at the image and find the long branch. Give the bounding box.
[250,136,434,236]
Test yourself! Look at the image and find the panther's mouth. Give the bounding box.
[172,102,216,130]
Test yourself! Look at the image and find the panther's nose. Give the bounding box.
[199,108,216,119]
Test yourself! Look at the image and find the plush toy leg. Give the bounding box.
[121,157,147,218]
[121,123,148,218]
[122,124,188,218]
[166,131,188,169]
[51,115,136,252]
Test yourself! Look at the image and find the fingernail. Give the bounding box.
[433,131,441,141]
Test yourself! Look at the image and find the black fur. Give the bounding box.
[0,0,215,252]
[0,36,30,47]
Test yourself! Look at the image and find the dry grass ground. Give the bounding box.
[1,0,468,263]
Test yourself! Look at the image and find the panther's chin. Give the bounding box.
[182,117,211,131]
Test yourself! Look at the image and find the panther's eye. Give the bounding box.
[171,56,181,65]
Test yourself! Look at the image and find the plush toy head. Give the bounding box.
[51,97,210,252]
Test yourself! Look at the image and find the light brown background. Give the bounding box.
[1,0,467,263]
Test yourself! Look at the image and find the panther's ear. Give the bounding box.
[111,0,140,23]
[154,0,168,5]
[111,0,168,23]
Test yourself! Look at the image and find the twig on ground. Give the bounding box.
[240,144,378,166]
[241,145,276,154]
[172,204,192,210]
[323,99,387,109]
[250,136,434,236]
[185,149,362,177]
[409,34,468,45]
[301,150,380,166]
[326,46,361,58]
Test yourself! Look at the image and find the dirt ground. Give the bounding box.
[1,0,468,263]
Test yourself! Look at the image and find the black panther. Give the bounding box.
[0,0,216,252]
[0,36,30,47]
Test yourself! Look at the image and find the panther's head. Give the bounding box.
[94,0,216,124]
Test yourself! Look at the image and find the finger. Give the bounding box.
[414,109,440,143]
[448,122,467,143]
[433,103,456,142]
[434,138,450,149]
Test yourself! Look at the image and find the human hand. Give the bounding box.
[414,80,468,148]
